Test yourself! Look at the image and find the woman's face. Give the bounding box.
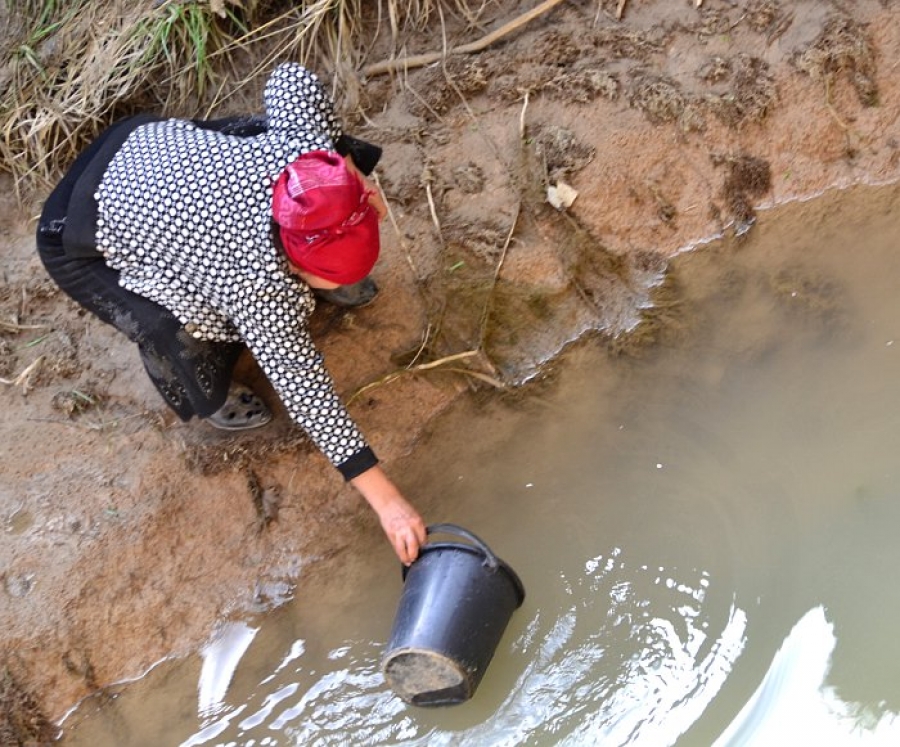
[287,263,342,290]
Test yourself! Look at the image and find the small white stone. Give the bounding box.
[547,181,578,210]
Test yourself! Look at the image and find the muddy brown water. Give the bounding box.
[60,182,900,746]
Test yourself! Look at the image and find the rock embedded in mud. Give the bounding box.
[547,181,578,211]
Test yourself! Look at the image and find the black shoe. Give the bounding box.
[314,277,379,308]
[205,386,272,431]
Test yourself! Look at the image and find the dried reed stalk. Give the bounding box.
[361,0,567,77]
[2,1,494,198]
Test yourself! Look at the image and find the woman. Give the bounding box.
[36,62,426,564]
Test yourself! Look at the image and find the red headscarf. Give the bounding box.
[272,150,380,285]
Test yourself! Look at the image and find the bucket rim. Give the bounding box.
[407,542,526,607]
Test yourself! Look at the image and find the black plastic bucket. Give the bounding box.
[381,523,525,706]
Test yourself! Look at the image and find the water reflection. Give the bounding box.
[62,184,900,746]
[482,555,747,747]
[197,622,259,719]
[175,551,746,747]
[715,607,900,746]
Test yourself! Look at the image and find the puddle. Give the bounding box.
[60,182,900,746]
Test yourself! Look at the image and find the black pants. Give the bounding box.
[35,119,244,421]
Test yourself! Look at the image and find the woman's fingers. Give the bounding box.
[389,514,426,565]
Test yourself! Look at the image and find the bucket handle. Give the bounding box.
[426,523,500,572]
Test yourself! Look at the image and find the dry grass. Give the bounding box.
[1,0,493,199]
[544,67,620,105]
[794,13,878,107]
[628,71,684,123]
[606,270,687,358]
[180,421,314,476]
[529,124,596,183]
[715,152,772,235]
[0,665,59,745]
[2,0,247,195]
[705,54,777,128]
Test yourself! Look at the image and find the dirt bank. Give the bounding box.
[2,0,899,736]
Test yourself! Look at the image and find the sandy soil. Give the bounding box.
[2,0,899,738]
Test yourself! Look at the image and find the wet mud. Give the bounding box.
[2,0,900,737]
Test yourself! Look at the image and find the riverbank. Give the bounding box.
[2,0,899,737]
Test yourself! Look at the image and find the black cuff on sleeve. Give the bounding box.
[336,446,379,481]
[334,134,382,176]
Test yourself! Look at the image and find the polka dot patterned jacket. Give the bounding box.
[94,63,376,478]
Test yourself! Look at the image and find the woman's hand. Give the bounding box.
[351,465,426,565]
